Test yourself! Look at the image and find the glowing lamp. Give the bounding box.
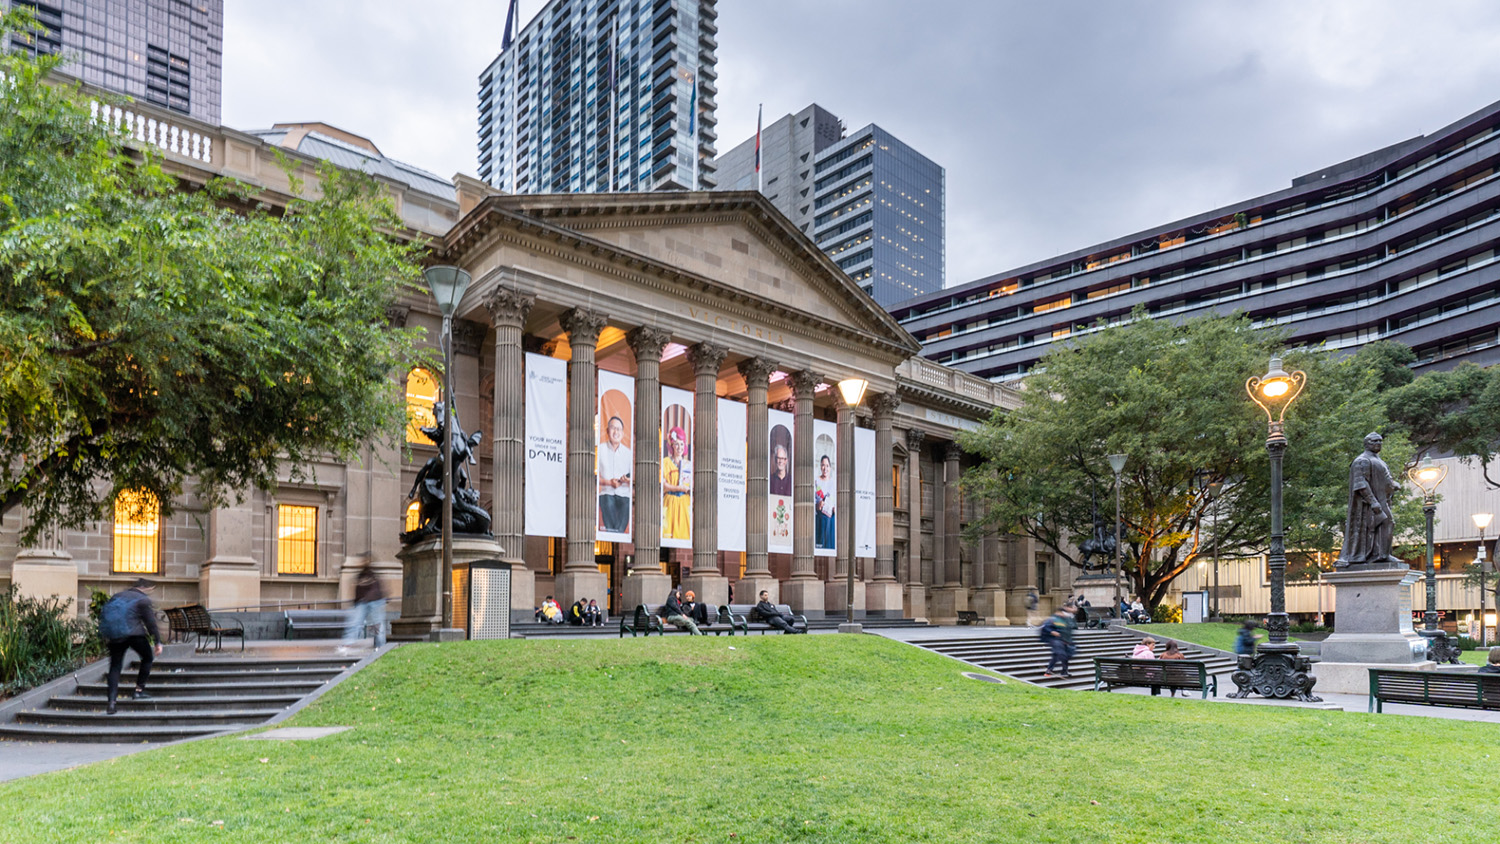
[836,378,869,407]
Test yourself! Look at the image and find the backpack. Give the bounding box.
[1037,618,1054,642]
[98,592,136,640]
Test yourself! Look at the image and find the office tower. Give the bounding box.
[477,0,718,194]
[5,0,222,125]
[717,107,946,307]
[893,98,1500,380]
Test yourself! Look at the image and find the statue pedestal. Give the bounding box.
[1314,565,1431,693]
[391,535,503,641]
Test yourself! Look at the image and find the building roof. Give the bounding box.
[245,123,456,201]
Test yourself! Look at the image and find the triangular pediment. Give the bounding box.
[482,192,921,357]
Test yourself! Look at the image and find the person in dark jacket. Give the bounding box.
[342,564,387,650]
[568,598,587,626]
[682,591,712,625]
[98,579,163,715]
[1234,621,1259,656]
[1042,604,1078,678]
[661,586,700,634]
[754,590,804,634]
[1479,649,1500,674]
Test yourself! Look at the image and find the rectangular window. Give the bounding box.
[277,504,318,575]
[112,490,161,574]
[893,464,902,509]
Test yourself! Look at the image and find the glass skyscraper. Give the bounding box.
[477,0,718,194]
[5,0,222,125]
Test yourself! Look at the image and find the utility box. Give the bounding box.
[452,560,512,640]
[1182,590,1208,624]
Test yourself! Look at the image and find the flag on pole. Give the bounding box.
[755,103,763,192]
[502,0,519,51]
[688,77,698,190]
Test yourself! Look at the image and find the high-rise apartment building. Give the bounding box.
[477,0,718,194]
[5,0,222,125]
[717,107,945,307]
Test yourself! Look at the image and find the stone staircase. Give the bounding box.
[0,654,359,743]
[910,629,1238,691]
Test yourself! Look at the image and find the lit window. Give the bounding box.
[277,505,318,575]
[405,368,440,444]
[405,501,421,532]
[112,490,160,574]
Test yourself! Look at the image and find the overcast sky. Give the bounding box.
[223,1,1500,289]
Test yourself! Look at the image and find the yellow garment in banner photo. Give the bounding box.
[661,455,691,540]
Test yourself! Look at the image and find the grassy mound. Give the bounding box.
[3,635,1499,842]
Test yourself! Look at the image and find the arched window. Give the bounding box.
[405,368,440,444]
[112,490,160,574]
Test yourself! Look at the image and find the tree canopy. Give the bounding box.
[1385,361,1500,488]
[959,312,1420,607]
[0,19,427,542]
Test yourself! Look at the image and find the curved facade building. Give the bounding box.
[893,98,1500,380]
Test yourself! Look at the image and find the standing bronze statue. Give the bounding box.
[400,403,491,543]
[1334,432,1402,568]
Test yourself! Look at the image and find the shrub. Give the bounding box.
[1151,602,1183,623]
[0,587,90,696]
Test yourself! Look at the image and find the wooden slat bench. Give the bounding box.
[174,604,246,652]
[1093,657,1218,699]
[284,609,348,640]
[723,603,808,635]
[1368,668,1500,714]
[619,605,662,637]
[956,610,980,625]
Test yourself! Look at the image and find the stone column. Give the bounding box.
[971,525,1010,625]
[737,357,778,603]
[904,429,927,619]
[826,394,865,615]
[683,342,729,607]
[12,510,78,607]
[556,306,608,609]
[200,500,262,610]
[929,441,969,623]
[622,325,671,612]
[781,369,826,616]
[485,285,534,617]
[864,393,903,617]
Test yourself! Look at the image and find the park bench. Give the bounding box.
[172,604,246,652]
[724,603,808,635]
[619,604,737,637]
[619,605,663,637]
[161,606,191,643]
[956,610,980,625]
[1083,607,1118,629]
[1093,657,1218,699]
[284,609,349,640]
[1368,668,1500,714]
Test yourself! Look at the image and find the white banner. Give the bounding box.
[660,386,695,549]
[813,418,837,557]
[717,398,747,553]
[855,426,876,558]
[596,370,635,544]
[524,353,567,537]
[767,408,794,554]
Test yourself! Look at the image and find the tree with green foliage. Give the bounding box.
[1385,362,1500,488]
[0,13,426,542]
[960,312,1420,608]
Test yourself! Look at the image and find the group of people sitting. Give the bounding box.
[533,596,605,627]
[658,587,805,635]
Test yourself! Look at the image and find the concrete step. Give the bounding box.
[75,679,326,697]
[0,722,263,744]
[115,668,344,683]
[147,658,354,672]
[16,708,284,727]
[47,693,304,711]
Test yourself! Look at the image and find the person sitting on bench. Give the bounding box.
[754,591,804,634]
[1480,649,1500,674]
[662,587,700,635]
[682,591,711,625]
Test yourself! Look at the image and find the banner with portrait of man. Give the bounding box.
[767,408,794,554]
[595,370,635,543]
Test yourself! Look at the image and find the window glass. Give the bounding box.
[277,504,318,575]
[112,489,160,574]
[405,368,440,444]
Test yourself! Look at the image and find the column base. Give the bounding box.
[198,557,261,611]
[1007,588,1041,626]
[622,570,672,615]
[555,570,608,613]
[509,566,537,615]
[12,549,78,606]
[928,586,969,625]
[734,574,780,606]
[864,580,904,618]
[969,588,1010,626]
[903,584,928,621]
[681,572,729,609]
[780,578,826,618]
[825,578,866,615]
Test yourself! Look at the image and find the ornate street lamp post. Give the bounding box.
[423,265,471,632]
[1231,357,1319,701]
[1107,453,1127,608]
[1475,512,1493,645]
[1209,480,1223,618]
[837,377,868,633]
[1406,457,1456,662]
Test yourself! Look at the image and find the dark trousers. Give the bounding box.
[766,614,798,634]
[1045,639,1075,674]
[599,495,630,532]
[107,636,154,704]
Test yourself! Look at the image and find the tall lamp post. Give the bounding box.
[423,265,472,633]
[837,377,868,632]
[1208,480,1223,618]
[1107,454,1127,607]
[1407,457,1456,662]
[1475,512,1493,645]
[1231,357,1320,701]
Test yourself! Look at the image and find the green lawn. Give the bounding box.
[1129,621,1249,652]
[5,635,1500,843]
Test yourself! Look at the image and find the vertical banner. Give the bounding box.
[524,353,567,537]
[813,419,838,557]
[767,408,794,554]
[660,386,695,549]
[717,398,747,553]
[596,370,635,543]
[855,427,876,558]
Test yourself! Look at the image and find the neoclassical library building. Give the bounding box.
[1,95,1062,626]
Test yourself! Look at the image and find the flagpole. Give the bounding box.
[608,17,617,193]
[756,103,763,193]
[688,74,698,191]
[503,0,519,194]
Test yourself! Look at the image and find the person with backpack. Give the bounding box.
[98,578,163,716]
[1040,604,1078,679]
